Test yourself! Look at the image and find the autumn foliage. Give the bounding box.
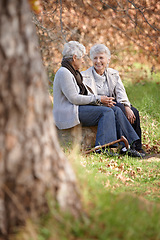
[29,0,42,14]
[31,0,160,75]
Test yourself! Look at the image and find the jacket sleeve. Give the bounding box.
[58,68,98,105]
[114,74,131,107]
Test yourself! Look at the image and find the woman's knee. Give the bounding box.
[115,103,126,114]
[102,107,115,119]
[113,106,123,115]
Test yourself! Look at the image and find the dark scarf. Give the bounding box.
[61,58,88,95]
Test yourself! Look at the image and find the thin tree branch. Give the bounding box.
[127,0,160,31]
[59,0,67,42]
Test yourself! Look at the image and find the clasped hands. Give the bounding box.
[100,96,116,108]
[100,96,136,124]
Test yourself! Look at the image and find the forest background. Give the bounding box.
[33,0,160,76]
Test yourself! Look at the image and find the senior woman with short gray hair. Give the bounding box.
[53,41,142,157]
[81,43,146,156]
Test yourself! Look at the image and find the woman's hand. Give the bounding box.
[125,106,136,124]
[100,96,116,108]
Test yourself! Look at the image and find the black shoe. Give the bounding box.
[95,148,119,157]
[119,146,129,156]
[119,148,127,156]
[136,148,147,157]
[104,149,119,157]
[127,149,144,158]
[119,146,145,158]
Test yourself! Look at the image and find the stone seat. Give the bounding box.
[56,125,97,150]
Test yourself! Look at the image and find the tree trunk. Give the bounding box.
[0,0,81,237]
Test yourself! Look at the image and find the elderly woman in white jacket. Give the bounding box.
[81,43,146,155]
[53,41,144,157]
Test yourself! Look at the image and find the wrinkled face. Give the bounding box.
[92,52,109,75]
[72,55,84,70]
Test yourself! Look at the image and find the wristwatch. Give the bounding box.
[96,99,101,105]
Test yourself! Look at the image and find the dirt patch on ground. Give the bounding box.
[142,153,160,162]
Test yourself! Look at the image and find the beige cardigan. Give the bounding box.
[81,66,131,107]
[53,67,99,129]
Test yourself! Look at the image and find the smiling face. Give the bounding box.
[92,52,110,75]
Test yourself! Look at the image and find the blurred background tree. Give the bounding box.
[0,0,81,237]
[32,0,160,78]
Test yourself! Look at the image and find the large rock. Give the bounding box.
[57,125,97,150]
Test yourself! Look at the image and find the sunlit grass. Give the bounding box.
[14,149,160,240]
[123,69,160,153]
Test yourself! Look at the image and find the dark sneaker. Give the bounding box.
[119,148,127,156]
[119,146,131,156]
[103,149,119,157]
[136,148,147,157]
[95,148,119,157]
[119,146,145,158]
[127,149,144,158]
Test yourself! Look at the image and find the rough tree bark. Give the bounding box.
[0,0,81,237]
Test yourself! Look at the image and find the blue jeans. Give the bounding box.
[78,105,139,147]
[115,102,142,150]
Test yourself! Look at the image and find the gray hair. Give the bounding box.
[90,44,111,61]
[62,41,86,59]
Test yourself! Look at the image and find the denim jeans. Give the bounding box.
[78,105,139,147]
[115,102,142,150]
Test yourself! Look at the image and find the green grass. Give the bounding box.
[14,66,160,240]
[125,81,160,122]
[15,152,160,240]
[123,70,160,153]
